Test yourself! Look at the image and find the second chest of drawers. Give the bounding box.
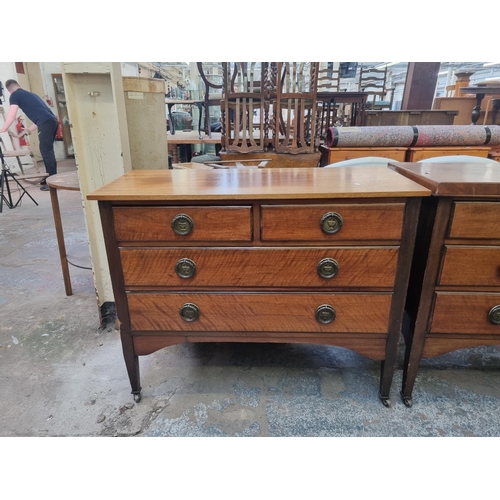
[390,162,500,407]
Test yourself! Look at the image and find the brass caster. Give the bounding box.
[380,397,391,408]
[400,391,413,408]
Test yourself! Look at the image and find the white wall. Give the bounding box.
[0,62,20,168]
[0,62,39,171]
[39,62,66,160]
[0,62,67,170]
[121,62,139,77]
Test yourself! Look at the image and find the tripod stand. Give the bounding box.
[0,141,39,213]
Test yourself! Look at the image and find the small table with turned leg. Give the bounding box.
[47,171,91,296]
[459,86,500,125]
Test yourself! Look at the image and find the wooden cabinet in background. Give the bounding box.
[365,110,458,127]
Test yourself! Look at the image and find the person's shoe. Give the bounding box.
[40,184,50,191]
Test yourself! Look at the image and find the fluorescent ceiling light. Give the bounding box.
[374,62,401,69]
[484,77,500,81]
[483,62,500,67]
[438,71,448,75]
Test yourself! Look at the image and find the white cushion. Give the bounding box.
[323,156,399,168]
[419,155,498,165]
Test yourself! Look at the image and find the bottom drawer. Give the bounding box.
[128,292,392,334]
[430,293,500,334]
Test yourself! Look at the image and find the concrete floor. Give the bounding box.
[2,159,500,437]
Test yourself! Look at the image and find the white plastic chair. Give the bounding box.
[322,156,399,168]
[419,155,498,166]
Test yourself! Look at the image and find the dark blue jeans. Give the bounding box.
[38,118,58,177]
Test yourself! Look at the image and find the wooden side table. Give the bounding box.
[459,86,500,125]
[47,171,91,296]
[165,99,203,138]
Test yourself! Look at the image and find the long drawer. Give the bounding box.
[260,204,405,241]
[127,292,392,333]
[113,206,253,242]
[449,202,500,239]
[120,247,399,288]
[438,246,500,286]
[430,292,500,334]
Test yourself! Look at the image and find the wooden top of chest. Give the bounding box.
[87,167,430,201]
[389,162,500,197]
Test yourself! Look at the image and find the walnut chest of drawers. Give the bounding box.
[389,162,500,407]
[87,167,430,405]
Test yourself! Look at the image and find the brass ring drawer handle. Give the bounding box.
[317,258,339,279]
[176,258,196,279]
[172,214,194,236]
[315,304,336,324]
[320,212,343,234]
[180,303,200,322]
[488,305,500,325]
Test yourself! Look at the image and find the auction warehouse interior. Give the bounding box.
[2,60,500,439]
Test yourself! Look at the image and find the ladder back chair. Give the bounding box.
[197,62,223,138]
[317,64,342,139]
[220,62,271,153]
[274,62,320,154]
[358,65,394,110]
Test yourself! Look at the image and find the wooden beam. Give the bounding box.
[62,62,112,74]
[401,62,441,110]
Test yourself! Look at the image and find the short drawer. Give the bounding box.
[430,293,500,334]
[438,246,500,286]
[407,148,490,163]
[128,292,392,333]
[449,202,500,239]
[121,247,399,288]
[260,204,405,241]
[113,206,252,242]
[321,147,407,165]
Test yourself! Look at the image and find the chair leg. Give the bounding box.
[31,153,40,173]
[16,157,25,174]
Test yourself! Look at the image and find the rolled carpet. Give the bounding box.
[325,125,500,148]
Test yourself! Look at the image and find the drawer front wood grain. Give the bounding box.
[430,293,500,334]
[113,206,252,242]
[438,246,500,286]
[121,247,399,288]
[260,204,405,241]
[128,293,392,333]
[408,147,490,162]
[324,148,407,164]
[449,202,500,239]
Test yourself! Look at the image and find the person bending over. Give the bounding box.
[0,79,58,191]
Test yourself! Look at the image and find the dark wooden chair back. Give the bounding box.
[220,62,271,153]
[274,62,320,154]
[197,62,223,137]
